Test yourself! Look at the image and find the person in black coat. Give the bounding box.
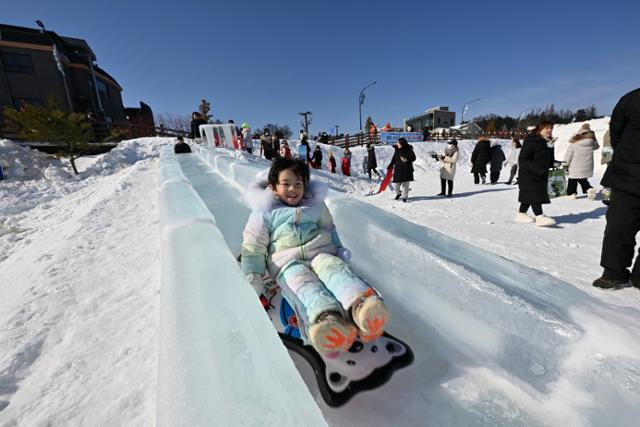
[594,88,640,289]
[190,112,207,139]
[515,121,556,226]
[366,143,378,179]
[311,145,323,169]
[489,143,506,184]
[470,136,491,184]
[387,137,416,202]
[174,136,192,154]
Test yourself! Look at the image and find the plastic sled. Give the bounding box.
[239,257,413,406]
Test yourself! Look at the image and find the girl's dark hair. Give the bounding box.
[533,121,553,135]
[397,137,409,148]
[513,139,522,148]
[268,157,310,187]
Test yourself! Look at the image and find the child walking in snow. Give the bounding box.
[241,158,389,354]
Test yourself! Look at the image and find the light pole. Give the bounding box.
[461,97,481,125]
[35,20,73,112]
[335,125,339,136]
[298,111,312,136]
[359,80,377,131]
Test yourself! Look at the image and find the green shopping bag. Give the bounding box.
[548,168,567,198]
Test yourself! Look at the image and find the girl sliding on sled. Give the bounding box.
[241,158,389,354]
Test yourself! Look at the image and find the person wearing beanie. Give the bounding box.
[563,123,599,200]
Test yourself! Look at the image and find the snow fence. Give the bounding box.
[157,148,327,427]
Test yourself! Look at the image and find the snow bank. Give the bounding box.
[0,139,66,180]
[157,149,326,426]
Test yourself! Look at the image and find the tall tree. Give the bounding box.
[199,99,212,121]
[3,99,92,175]
[364,116,374,132]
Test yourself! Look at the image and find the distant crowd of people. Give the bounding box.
[175,87,640,292]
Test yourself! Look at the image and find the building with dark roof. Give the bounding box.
[0,23,153,139]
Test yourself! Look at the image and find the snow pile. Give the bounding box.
[82,137,172,177]
[0,139,66,181]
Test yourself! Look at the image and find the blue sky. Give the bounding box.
[4,0,640,133]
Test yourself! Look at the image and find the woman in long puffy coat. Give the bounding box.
[437,139,459,196]
[516,121,556,226]
[387,137,416,202]
[470,136,491,184]
[564,123,600,199]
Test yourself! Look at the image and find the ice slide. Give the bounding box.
[164,148,640,426]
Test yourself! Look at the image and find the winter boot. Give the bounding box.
[351,291,389,343]
[592,276,628,289]
[308,312,357,354]
[535,215,556,227]
[394,194,401,200]
[515,212,534,223]
[587,188,597,201]
[567,193,577,200]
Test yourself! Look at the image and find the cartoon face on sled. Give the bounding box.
[257,273,413,407]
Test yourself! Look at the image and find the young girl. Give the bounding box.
[241,158,389,354]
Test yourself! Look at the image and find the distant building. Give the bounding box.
[0,23,152,139]
[404,106,456,131]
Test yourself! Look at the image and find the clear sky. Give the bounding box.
[4,0,640,134]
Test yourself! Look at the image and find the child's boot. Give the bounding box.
[352,291,389,342]
[308,312,357,354]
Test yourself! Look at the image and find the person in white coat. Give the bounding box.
[505,138,522,185]
[241,122,253,154]
[563,123,600,200]
[436,139,459,197]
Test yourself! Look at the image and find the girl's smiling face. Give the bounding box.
[272,168,305,206]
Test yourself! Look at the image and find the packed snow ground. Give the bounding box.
[1,120,639,426]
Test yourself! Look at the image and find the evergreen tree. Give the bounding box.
[364,116,374,132]
[3,99,91,175]
[199,99,212,121]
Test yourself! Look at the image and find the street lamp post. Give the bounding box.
[298,111,312,136]
[335,125,339,136]
[461,97,482,125]
[35,20,73,112]
[358,80,377,131]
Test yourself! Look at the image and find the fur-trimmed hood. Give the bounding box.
[244,174,329,211]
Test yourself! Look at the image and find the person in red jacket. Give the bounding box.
[341,147,351,176]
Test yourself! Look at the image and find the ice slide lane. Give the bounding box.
[179,153,640,426]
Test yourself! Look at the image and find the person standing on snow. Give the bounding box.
[505,138,522,185]
[311,145,323,169]
[241,122,253,154]
[436,139,459,197]
[241,158,390,354]
[563,123,599,200]
[593,88,640,290]
[260,129,274,160]
[388,137,416,202]
[341,147,352,176]
[470,136,491,184]
[515,121,556,227]
[489,141,506,184]
[365,143,378,179]
[328,151,337,173]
